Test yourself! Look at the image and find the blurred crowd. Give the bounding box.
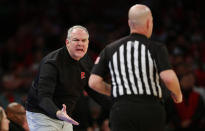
[0,0,205,131]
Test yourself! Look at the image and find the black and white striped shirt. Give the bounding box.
[92,33,171,99]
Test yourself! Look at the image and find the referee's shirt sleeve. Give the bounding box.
[91,47,109,78]
[155,44,172,72]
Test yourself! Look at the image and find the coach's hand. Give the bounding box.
[56,104,79,125]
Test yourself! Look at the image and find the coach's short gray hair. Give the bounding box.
[67,25,89,41]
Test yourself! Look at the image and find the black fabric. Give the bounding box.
[9,120,25,131]
[91,33,171,130]
[92,48,110,78]
[92,33,171,78]
[92,33,171,98]
[26,46,112,119]
[150,42,172,72]
[109,96,166,131]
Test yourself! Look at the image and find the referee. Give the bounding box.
[89,4,182,131]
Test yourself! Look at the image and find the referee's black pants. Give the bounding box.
[109,96,166,131]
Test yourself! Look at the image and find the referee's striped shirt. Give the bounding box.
[92,33,171,99]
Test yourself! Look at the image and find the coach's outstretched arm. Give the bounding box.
[160,69,183,103]
[56,104,79,125]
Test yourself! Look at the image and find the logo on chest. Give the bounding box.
[81,72,86,79]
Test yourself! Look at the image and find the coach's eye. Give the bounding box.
[72,39,79,42]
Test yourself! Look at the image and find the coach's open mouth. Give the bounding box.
[76,49,84,52]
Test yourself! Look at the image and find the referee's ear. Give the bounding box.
[128,19,134,29]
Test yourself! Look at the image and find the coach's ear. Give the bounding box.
[65,39,69,45]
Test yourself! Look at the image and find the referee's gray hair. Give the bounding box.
[67,25,89,41]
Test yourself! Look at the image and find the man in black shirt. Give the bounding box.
[26,25,111,131]
[89,4,183,131]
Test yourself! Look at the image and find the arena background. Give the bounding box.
[0,0,204,130]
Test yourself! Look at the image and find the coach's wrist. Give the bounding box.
[56,110,62,118]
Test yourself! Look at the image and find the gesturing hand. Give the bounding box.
[56,104,79,125]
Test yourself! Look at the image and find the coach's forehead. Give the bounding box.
[70,28,89,38]
[71,28,88,36]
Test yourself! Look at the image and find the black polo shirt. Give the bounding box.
[26,46,111,119]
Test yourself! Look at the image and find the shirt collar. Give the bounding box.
[130,33,148,40]
[63,46,79,63]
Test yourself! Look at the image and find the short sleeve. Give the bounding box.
[91,48,110,78]
[155,45,172,72]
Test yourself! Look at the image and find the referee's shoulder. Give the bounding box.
[106,35,129,49]
[149,40,166,48]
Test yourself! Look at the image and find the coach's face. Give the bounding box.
[66,28,89,61]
